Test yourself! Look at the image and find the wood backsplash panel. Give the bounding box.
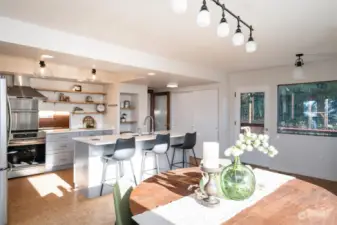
[39,113,70,129]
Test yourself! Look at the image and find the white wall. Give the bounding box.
[31,78,107,129]
[228,59,337,181]
[166,82,230,154]
[107,83,148,134]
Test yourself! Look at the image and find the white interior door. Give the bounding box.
[193,89,219,158]
[171,92,194,133]
[234,87,271,167]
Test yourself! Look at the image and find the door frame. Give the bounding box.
[233,86,270,144]
[148,91,171,131]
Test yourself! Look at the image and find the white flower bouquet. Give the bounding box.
[224,127,278,158]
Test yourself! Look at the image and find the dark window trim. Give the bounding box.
[277,80,337,137]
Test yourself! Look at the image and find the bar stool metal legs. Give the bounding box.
[100,159,121,196]
[165,152,171,170]
[170,148,198,169]
[140,151,171,181]
[100,159,137,196]
[140,151,147,181]
[170,132,198,169]
[129,160,137,186]
[170,148,176,170]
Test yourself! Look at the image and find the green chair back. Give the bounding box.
[113,181,137,225]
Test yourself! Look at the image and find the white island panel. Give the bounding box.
[73,132,185,198]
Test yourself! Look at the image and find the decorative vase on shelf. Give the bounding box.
[221,127,279,201]
[220,156,255,200]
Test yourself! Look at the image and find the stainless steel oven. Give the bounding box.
[7,131,46,179]
[9,98,39,131]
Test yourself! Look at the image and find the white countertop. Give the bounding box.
[73,131,184,146]
[42,127,114,134]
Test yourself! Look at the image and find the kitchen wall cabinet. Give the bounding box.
[171,89,219,158]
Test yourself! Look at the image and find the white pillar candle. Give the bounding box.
[203,142,219,169]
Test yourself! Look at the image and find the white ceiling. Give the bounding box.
[0,0,337,73]
[0,41,214,88]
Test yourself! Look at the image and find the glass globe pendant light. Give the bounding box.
[171,0,187,14]
[293,54,305,80]
[232,18,245,46]
[217,9,230,38]
[91,68,96,81]
[197,0,210,27]
[246,26,257,53]
[34,59,52,78]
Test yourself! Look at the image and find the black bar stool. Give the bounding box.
[170,132,198,169]
[140,134,170,181]
[100,137,137,196]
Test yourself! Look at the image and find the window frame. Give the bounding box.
[277,80,337,137]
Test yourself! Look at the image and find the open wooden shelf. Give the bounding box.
[120,121,137,124]
[72,112,104,115]
[36,88,106,95]
[44,100,106,105]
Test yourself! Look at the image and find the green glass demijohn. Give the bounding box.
[220,156,256,200]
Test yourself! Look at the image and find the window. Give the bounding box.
[240,92,265,134]
[278,81,337,137]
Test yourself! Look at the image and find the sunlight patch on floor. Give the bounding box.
[28,173,72,197]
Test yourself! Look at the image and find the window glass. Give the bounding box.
[278,81,337,136]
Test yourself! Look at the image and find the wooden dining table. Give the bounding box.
[129,167,337,225]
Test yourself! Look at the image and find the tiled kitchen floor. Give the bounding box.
[8,169,115,225]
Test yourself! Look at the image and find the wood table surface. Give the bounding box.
[129,167,337,225]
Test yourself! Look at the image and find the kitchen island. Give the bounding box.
[73,131,184,198]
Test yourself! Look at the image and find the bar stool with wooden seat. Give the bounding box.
[100,137,137,196]
[170,132,197,169]
[140,133,170,181]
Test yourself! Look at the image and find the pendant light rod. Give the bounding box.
[210,0,253,31]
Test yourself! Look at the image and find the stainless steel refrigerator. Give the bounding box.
[0,75,9,225]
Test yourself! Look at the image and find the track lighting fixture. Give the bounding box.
[171,0,257,52]
[293,54,305,80]
[246,26,257,53]
[217,9,230,38]
[197,0,210,27]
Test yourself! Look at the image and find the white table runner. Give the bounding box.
[132,168,294,225]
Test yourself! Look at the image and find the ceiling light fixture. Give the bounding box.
[232,17,245,46]
[148,72,156,76]
[35,60,52,78]
[167,82,178,88]
[41,54,54,59]
[293,53,305,80]
[171,0,187,14]
[197,0,210,27]
[245,26,257,53]
[172,0,256,52]
[217,8,230,38]
[91,68,97,81]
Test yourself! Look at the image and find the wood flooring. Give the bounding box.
[8,163,337,225]
[8,169,115,225]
